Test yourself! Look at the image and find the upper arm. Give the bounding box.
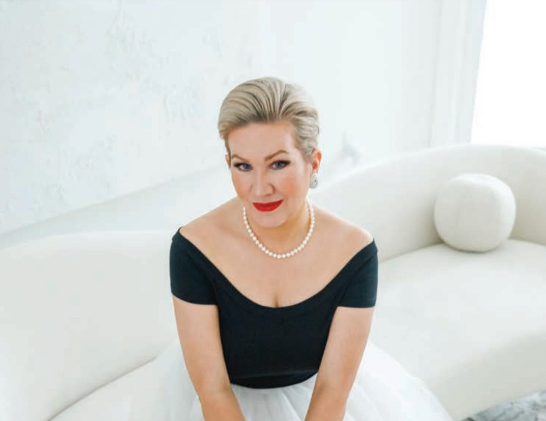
[338,227,377,308]
[314,305,375,399]
[172,296,232,397]
[313,227,376,397]
[169,229,231,397]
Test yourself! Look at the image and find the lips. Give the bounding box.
[253,200,283,212]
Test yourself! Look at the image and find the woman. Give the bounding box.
[162,77,454,420]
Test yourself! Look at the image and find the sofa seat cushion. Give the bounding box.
[51,341,189,421]
[369,238,546,421]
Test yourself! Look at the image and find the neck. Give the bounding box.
[244,199,311,252]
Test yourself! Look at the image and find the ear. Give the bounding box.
[225,153,230,168]
[311,149,322,173]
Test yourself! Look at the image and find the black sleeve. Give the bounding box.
[338,251,378,308]
[169,240,217,305]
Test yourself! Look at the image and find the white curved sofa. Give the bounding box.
[1,144,545,421]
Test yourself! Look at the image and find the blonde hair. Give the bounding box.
[218,76,319,165]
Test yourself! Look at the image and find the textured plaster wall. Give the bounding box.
[0,0,442,235]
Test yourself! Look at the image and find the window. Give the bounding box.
[471,0,546,149]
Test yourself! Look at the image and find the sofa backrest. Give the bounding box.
[311,144,546,260]
[3,144,545,258]
[0,230,176,421]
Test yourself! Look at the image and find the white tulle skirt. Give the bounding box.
[130,339,454,421]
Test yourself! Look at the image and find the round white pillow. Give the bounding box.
[433,173,516,252]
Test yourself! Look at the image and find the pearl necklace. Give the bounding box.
[242,199,315,259]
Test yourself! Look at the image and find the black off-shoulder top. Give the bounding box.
[169,228,378,389]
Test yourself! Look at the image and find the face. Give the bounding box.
[225,120,321,228]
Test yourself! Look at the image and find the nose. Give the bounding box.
[252,170,273,197]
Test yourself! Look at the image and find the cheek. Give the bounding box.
[230,172,246,193]
[277,171,305,193]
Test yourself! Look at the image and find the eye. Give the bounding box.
[234,163,251,171]
[272,160,290,169]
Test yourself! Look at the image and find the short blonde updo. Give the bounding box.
[218,76,320,165]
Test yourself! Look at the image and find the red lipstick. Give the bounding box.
[253,200,283,212]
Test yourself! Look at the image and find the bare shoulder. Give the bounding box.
[178,197,239,245]
[346,221,374,248]
[314,204,374,251]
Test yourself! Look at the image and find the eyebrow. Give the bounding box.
[231,149,289,162]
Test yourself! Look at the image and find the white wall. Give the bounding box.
[0,0,263,235]
[0,0,485,237]
[261,0,442,160]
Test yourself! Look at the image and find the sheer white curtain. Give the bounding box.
[471,0,546,148]
[429,0,487,148]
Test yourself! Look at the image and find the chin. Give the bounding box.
[250,210,286,225]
